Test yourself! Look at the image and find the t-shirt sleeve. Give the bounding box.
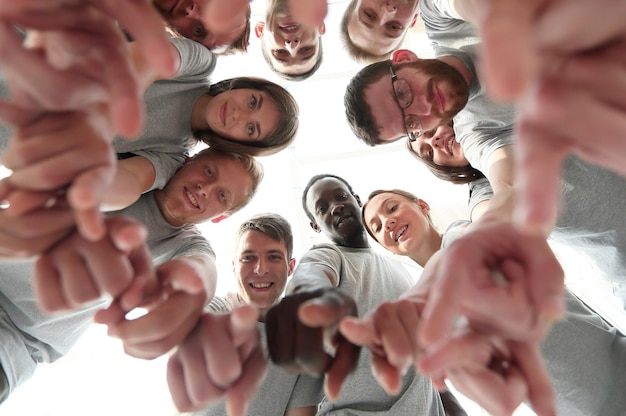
[468,177,494,216]
[127,149,188,191]
[293,244,344,288]
[159,225,216,264]
[441,219,471,248]
[205,296,234,313]
[170,38,216,81]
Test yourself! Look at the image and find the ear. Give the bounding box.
[418,198,430,214]
[310,221,321,233]
[391,49,418,64]
[318,22,326,35]
[287,258,296,276]
[211,214,229,223]
[255,21,265,38]
[354,194,363,207]
[409,12,419,28]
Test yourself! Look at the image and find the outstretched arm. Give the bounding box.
[167,305,267,415]
[266,261,359,402]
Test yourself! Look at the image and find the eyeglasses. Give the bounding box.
[389,64,423,141]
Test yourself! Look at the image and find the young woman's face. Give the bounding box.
[408,124,468,167]
[206,88,281,142]
[364,192,431,256]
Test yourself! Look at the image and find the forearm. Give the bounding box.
[176,253,218,304]
[286,263,336,295]
[102,156,155,211]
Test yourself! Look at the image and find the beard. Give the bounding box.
[397,59,469,124]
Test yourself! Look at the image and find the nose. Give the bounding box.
[284,38,300,54]
[254,258,268,275]
[184,1,201,18]
[196,182,209,199]
[426,134,443,149]
[380,2,397,24]
[384,216,396,231]
[330,203,344,216]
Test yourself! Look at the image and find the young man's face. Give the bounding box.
[233,230,295,313]
[306,178,363,243]
[364,58,469,143]
[157,152,253,226]
[348,0,419,56]
[153,0,247,50]
[255,18,324,76]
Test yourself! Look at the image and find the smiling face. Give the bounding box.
[363,192,432,256]
[306,177,365,246]
[233,229,295,317]
[155,152,254,226]
[255,17,324,75]
[204,88,281,143]
[364,58,469,143]
[408,124,468,166]
[348,0,418,56]
[153,0,248,50]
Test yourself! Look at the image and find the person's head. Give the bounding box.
[154,0,251,53]
[406,123,484,184]
[302,174,367,247]
[232,213,296,319]
[196,77,299,156]
[345,50,469,146]
[255,0,325,81]
[363,189,436,263]
[155,147,264,226]
[341,0,419,63]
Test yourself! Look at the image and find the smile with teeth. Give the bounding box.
[394,225,407,242]
[250,282,272,289]
[186,189,199,209]
[447,138,454,154]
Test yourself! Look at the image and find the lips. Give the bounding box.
[335,214,353,227]
[279,23,300,35]
[393,225,407,242]
[184,187,199,209]
[434,86,446,114]
[220,102,227,126]
[250,282,273,290]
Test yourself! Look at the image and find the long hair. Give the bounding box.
[195,77,299,156]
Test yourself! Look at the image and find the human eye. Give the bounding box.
[241,254,255,262]
[247,123,255,136]
[390,204,398,212]
[249,95,257,110]
[269,254,283,261]
[363,10,375,20]
[373,223,381,233]
[339,192,349,200]
[192,24,205,38]
[301,46,313,53]
[206,167,214,176]
[218,190,227,203]
[317,204,327,214]
[274,49,288,56]
[389,23,403,31]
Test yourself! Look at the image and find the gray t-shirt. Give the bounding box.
[441,221,626,416]
[0,191,214,396]
[420,0,516,175]
[113,38,216,191]
[197,295,324,416]
[290,244,445,415]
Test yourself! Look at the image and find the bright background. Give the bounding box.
[1,1,625,415]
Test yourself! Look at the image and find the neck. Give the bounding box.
[409,229,442,267]
[191,93,211,130]
[334,231,370,249]
[438,55,473,86]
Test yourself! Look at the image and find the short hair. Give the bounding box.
[344,60,392,146]
[260,38,324,81]
[235,213,294,259]
[301,174,355,221]
[405,138,485,184]
[192,147,264,213]
[195,77,299,156]
[340,0,406,64]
